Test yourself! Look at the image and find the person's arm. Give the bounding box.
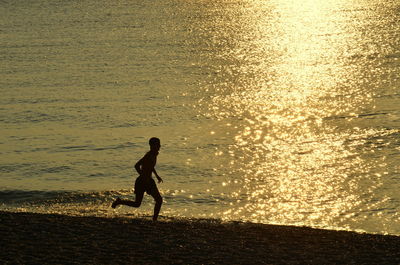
[153,168,163,183]
[135,158,143,175]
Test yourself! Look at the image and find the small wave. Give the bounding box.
[0,110,71,124]
[57,142,137,152]
[0,190,126,206]
[0,189,135,217]
[0,163,32,173]
[0,189,232,206]
[324,112,389,121]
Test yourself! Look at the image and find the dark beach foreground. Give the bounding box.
[1,211,399,265]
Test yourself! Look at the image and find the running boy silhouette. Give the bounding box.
[112,137,163,221]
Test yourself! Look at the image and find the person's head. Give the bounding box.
[149,137,161,151]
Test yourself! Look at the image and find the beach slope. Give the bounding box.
[1,211,399,264]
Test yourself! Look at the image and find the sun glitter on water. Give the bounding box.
[195,0,398,232]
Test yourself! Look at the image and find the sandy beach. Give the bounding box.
[1,211,399,264]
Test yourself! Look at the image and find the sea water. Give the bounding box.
[0,0,399,235]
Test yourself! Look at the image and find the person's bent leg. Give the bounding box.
[150,189,163,221]
[112,192,144,208]
[122,191,144,207]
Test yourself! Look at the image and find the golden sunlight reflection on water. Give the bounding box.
[1,0,398,234]
[197,0,399,230]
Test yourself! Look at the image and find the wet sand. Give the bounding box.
[1,211,399,264]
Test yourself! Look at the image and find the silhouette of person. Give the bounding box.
[112,137,163,221]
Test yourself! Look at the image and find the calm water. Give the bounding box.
[1,0,399,235]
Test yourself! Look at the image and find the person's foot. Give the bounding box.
[111,197,122,209]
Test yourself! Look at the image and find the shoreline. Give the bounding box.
[1,211,399,264]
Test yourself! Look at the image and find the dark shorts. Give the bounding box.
[134,176,157,195]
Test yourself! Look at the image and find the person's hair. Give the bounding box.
[149,137,160,146]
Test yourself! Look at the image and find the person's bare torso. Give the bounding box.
[140,151,157,178]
